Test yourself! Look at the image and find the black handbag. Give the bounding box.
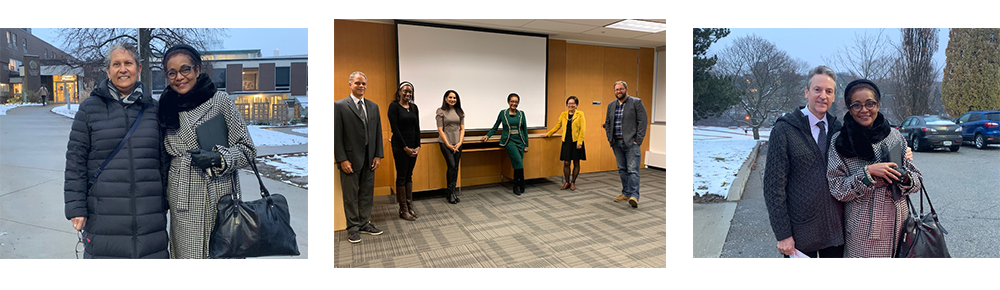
[897,177,950,258]
[209,152,300,258]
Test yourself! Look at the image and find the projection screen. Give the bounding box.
[396,21,548,132]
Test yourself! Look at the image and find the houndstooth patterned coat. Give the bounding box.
[164,92,256,259]
[828,129,922,258]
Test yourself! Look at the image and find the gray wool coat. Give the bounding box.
[164,92,256,259]
[763,108,844,253]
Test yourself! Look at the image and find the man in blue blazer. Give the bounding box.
[335,71,384,243]
[603,81,647,208]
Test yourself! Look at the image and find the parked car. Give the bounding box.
[954,110,1000,149]
[899,115,963,152]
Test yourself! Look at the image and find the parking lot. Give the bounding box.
[719,142,999,258]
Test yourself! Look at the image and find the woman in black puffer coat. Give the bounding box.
[64,42,169,258]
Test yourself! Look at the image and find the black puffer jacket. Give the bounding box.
[64,79,169,259]
[763,107,844,253]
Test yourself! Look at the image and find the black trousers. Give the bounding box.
[439,144,462,189]
[392,146,417,187]
[784,245,844,258]
[340,148,374,233]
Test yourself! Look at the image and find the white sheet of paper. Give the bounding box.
[790,249,810,258]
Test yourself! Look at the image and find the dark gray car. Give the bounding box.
[899,115,963,152]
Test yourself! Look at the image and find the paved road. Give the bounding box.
[0,104,308,259]
[720,142,999,258]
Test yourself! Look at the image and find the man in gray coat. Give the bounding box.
[334,71,384,244]
[603,81,647,208]
[764,65,844,258]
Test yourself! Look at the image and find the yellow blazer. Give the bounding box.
[546,110,585,145]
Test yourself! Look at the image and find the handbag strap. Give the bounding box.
[88,103,147,191]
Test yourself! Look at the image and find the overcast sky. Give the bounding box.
[30,28,308,56]
[705,28,949,80]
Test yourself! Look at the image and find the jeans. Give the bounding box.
[611,139,641,200]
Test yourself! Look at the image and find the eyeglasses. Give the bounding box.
[75,230,88,259]
[166,64,194,79]
[849,100,879,112]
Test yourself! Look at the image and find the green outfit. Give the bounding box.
[486,109,528,169]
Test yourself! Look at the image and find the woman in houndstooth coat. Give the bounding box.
[158,44,256,258]
[828,79,922,258]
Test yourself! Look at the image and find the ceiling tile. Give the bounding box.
[581,27,650,39]
[547,19,622,27]
[523,20,595,34]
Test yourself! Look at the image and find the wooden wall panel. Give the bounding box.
[334,20,398,200]
[333,20,657,230]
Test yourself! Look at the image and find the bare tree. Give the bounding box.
[824,29,895,82]
[716,35,806,139]
[53,28,227,93]
[887,28,940,119]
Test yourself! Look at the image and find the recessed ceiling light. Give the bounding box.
[605,19,666,33]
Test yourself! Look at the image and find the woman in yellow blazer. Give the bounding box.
[546,96,586,190]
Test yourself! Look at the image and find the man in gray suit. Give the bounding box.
[335,71,384,244]
[603,81,647,208]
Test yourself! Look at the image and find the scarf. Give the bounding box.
[158,73,217,129]
[834,111,891,161]
[107,80,144,105]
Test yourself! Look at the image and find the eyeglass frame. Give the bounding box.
[848,100,880,112]
[165,64,196,79]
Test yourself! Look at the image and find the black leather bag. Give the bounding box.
[209,153,300,258]
[897,178,950,258]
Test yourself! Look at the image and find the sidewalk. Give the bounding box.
[0,105,307,258]
[693,142,778,258]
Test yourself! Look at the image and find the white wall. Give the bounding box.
[646,123,666,168]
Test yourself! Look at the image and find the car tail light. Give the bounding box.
[922,127,938,133]
[987,122,999,128]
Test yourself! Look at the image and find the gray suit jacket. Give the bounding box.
[602,95,648,146]
[334,96,384,168]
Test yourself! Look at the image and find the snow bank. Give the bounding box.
[692,126,767,198]
[0,103,41,115]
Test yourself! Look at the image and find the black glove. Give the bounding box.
[186,149,222,170]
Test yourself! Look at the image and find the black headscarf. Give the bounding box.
[834,79,891,161]
[158,73,217,129]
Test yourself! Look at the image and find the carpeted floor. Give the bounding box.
[334,168,666,268]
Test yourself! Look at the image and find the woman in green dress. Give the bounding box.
[481,93,529,195]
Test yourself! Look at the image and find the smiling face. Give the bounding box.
[446,92,457,107]
[105,48,141,94]
[349,74,367,98]
[614,83,627,100]
[566,98,578,111]
[848,88,879,127]
[165,53,200,95]
[399,85,413,103]
[805,74,836,118]
[508,96,519,110]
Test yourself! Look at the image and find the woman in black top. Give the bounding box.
[388,81,420,221]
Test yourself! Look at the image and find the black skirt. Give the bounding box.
[560,140,587,161]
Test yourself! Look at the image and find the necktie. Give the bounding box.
[358,100,368,145]
[817,120,827,157]
[357,100,367,126]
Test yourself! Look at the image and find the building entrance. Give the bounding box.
[52,81,80,103]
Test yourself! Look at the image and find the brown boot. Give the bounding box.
[397,189,415,221]
[405,182,417,218]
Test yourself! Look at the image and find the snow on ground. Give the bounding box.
[51,107,307,147]
[260,153,308,188]
[248,126,308,146]
[292,128,307,135]
[263,155,308,177]
[51,104,79,118]
[0,103,41,115]
[693,126,769,198]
